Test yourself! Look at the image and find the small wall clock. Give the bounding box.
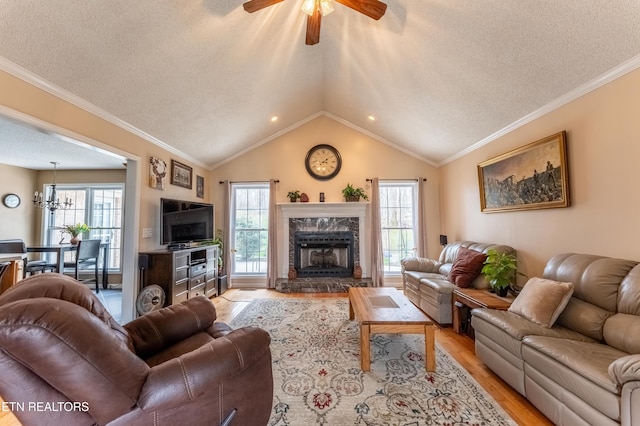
[305,144,342,180]
[3,193,21,209]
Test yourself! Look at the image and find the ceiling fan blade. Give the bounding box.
[242,0,284,13]
[306,10,322,45]
[335,0,387,20]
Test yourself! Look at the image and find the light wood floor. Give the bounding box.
[0,289,552,426]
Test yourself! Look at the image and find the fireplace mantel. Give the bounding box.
[279,202,368,218]
[278,202,369,278]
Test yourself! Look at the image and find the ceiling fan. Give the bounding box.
[242,0,387,45]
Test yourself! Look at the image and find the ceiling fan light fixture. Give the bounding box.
[301,0,316,16]
[301,0,334,16]
[319,0,334,16]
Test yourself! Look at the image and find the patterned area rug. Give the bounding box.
[230,298,516,426]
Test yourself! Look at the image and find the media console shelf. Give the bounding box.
[139,245,219,306]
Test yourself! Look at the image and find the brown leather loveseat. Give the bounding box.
[0,273,273,426]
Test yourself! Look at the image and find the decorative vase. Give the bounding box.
[70,236,80,246]
[353,262,362,279]
[300,193,309,202]
[288,266,297,280]
[496,287,508,297]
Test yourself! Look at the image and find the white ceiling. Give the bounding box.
[1,1,640,169]
[0,115,126,170]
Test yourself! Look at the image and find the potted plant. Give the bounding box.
[63,223,90,245]
[211,229,225,275]
[481,249,523,297]
[287,190,301,202]
[342,183,369,202]
[211,229,228,294]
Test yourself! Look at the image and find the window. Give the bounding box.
[231,183,270,275]
[379,181,418,274]
[44,185,124,271]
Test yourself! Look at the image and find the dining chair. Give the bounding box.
[0,239,55,276]
[64,239,101,293]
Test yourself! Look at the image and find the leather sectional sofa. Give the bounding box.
[401,241,516,325]
[472,253,640,426]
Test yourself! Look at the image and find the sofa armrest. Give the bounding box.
[137,326,271,410]
[125,296,217,358]
[610,354,640,386]
[401,257,441,273]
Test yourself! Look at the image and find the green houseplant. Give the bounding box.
[287,190,301,202]
[481,249,523,297]
[211,229,225,275]
[63,223,90,245]
[342,183,369,202]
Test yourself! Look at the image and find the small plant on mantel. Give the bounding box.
[342,183,368,202]
[287,191,301,202]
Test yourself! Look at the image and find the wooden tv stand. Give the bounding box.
[139,245,219,306]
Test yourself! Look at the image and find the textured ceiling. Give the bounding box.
[1,0,640,169]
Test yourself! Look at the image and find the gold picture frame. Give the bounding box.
[170,160,193,189]
[478,131,569,213]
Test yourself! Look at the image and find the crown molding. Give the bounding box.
[0,57,207,168]
[209,112,325,170]
[321,112,438,168]
[439,53,640,167]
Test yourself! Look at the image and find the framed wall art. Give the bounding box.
[478,131,569,213]
[196,175,204,198]
[170,160,193,189]
[149,156,167,190]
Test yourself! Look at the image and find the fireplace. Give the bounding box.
[294,231,354,277]
[279,202,368,279]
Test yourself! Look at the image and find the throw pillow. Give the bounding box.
[448,247,487,288]
[508,277,574,328]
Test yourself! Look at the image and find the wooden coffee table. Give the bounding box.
[348,287,435,372]
[452,288,513,335]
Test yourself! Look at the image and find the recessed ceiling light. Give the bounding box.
[270,116,279,122]
[368,115,376,121]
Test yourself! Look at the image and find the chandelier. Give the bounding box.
[33,162,73,214]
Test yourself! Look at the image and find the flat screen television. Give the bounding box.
[160,198,214,245]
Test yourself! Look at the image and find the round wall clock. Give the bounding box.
[3,194,20,209]
[305,144,342,180]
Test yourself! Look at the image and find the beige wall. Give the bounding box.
[0,164,37,244]
[440,67,640,280]
[0,69,210,253]
[210,115,442,259]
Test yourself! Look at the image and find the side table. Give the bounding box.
[452,288,513,337]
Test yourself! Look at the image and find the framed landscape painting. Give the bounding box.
[478,131,569,213]
[170,160,192,189]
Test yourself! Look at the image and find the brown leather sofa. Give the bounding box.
[0,273,273,426]
[472,253,640,426]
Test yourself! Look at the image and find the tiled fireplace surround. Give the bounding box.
[279,202,369,279]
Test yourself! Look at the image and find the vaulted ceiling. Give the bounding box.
[1,1,640,169]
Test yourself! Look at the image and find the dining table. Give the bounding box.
[26,242,109,289]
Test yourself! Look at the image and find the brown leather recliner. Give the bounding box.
[0,273,273,426]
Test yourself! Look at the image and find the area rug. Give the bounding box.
[230,298,516,426]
